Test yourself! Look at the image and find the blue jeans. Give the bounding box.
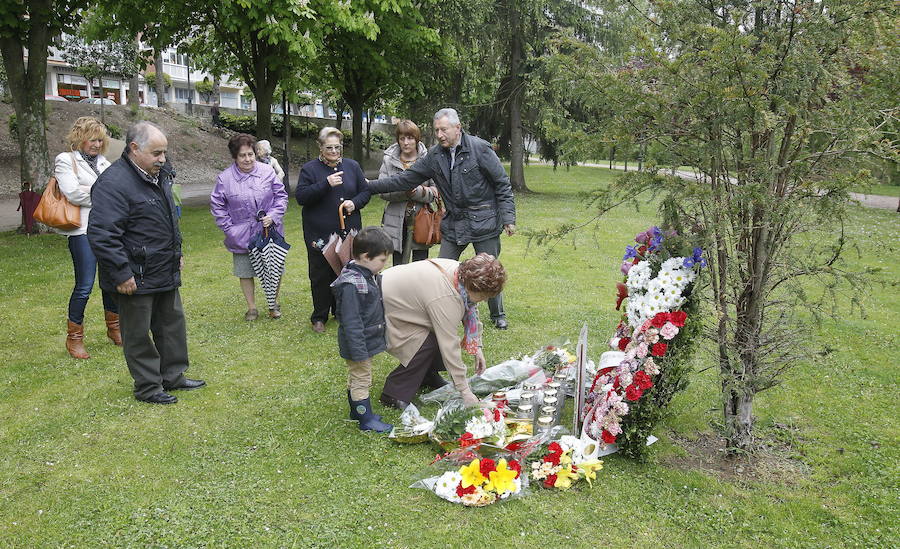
[67,234,117,324]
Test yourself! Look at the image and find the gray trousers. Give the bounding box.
[438,236,506,321]
[117,289,189,399]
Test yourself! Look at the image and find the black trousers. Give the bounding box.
[438,236,506,321]
[117,289,189,399]
[306,245,337,324]
[381,332,445,403]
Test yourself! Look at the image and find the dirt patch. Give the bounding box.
[0,101,233,197]
[662,428,809,484]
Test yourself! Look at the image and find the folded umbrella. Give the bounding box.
[321,202,356,275]
[248,225,291,311]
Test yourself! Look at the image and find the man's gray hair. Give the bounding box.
[434,108,460,126]
[126,121,164,150]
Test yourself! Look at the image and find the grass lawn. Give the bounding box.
[0,165,896,547]
[851,184,900,198]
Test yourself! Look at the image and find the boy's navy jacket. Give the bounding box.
[331,261,387,361]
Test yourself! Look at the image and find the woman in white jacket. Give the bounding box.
[55,116,119,359]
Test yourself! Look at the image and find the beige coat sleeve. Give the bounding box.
[425,295,473,398]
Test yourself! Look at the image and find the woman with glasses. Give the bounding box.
[295,126,371,333]
[210,133,288,321]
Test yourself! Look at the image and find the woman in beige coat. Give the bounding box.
[377,253,507,409]
[54,116,120,359]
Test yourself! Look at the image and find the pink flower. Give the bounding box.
[643,358,659,375]
[635,343,649,358]
[660,322,680,340]
[621,261,634,275]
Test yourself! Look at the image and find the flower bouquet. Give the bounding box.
[387,403,434,444]
[413,454,526,506]
[582,226,703,450]
[429,400,508,452]
[529,437,603,490]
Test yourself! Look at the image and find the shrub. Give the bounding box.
[106,123,122,139]
[219,112,256,134]
[145,72,172,91]
[7,113,16,137]
[369,130,392,151]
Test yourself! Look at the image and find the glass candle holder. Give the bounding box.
[516,404,534,419]
[535,415,554,437]
[519,391,535,406]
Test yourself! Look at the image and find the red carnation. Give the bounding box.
[493,408,502,422]
[617,337,631,351]
[625,383,644,401]
[480,458,497,476]
[459,432,480,448]
[652,342,667,357]
[508,460,522,479]
[544,474,558,488]
[615,282,629,311]
[548,442,563,454]
[634,370,653,390]
[544,451,561,466]
[637,245,647,255]
[601,430,617,444]
[670,311,687,327]
[650,313,669,328]
[505,441,524,452]
[456,483,477,497]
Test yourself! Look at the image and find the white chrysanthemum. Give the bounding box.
[661,257,684,271]
[434,471,462,502]
[465,416,494,439]
[626,261,652,292]
[626,295,646,327]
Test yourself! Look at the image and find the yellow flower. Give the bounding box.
[484,459,518,494]
[459,459,486,488]
[564,351,576,363]
[578,460,604,488]
[554,465,578,489]
[560,449,573,466]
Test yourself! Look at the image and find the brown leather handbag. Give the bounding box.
[33,153,81,231]
[412,189,444,246]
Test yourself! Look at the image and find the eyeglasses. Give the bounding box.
[323,145,343,152]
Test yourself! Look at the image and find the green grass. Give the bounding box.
[0,165,897,547]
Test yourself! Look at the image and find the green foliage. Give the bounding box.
[144,71,172,91]
[7,113,16,137]
[219,112,255,134]
[105,123,122,140]
[194,80,214,102]
[368,130,392,151]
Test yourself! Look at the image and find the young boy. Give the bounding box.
[331,226,394,432]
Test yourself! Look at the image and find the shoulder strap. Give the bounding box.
[69,152,79,176]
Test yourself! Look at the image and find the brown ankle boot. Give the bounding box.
[104,311,122,346]
[66,320,90,359]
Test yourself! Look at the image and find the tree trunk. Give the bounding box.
[334,100,345,128]
[609,146,616,170]
[99,82,106,124]
[154,49,167,108]
[365,108,374,159]
[212,76,221,104]
[348,96,365,163]
[724,391,754,451]
[127,35,141,107]
[282,90,291,189]
[254,83,275,140]
[0,20,53,194]
[506,8,528,193]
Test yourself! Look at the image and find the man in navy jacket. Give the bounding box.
[88,121,204,404]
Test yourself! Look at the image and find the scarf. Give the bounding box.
[454,271,482,355]
[258,156,271,165]
[79,151,100,176]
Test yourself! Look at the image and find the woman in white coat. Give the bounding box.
[55,116,119,359]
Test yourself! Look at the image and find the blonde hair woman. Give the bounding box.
[55,116,120,359]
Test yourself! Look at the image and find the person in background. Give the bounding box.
[295,126,371,333]
[331,226,393,433]
[211,133,288,320]
[88,121,205,405]
[378,120,436,265]
[55,116,119,359]
[210,101,221,128]
[256,139,285,182]
[366,108,516,330]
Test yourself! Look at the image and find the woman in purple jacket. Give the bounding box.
[210,134,288,320]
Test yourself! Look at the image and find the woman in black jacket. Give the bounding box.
[295,126,371,332]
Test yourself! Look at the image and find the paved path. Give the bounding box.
[593,162,899,211]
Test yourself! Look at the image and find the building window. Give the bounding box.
[164,50,188,66]
[220,91,239,109]
[174,87,193,103]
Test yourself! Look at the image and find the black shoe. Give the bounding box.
[422,370,449,391]
[165,378,206,391]
[379,393,410,411]
[348,390,381,421]
[139,391,177,404]
[493,317,508,330]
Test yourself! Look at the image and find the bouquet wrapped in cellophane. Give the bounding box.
[429,399,509,453]
[411,448,529,507]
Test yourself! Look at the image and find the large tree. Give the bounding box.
[535,0,897,452]
[60,31,139,123]
[0,0,87,192]
[307,0,443,162]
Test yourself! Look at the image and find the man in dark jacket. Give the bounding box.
[367,108,516,329]
[88,121,204,404]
